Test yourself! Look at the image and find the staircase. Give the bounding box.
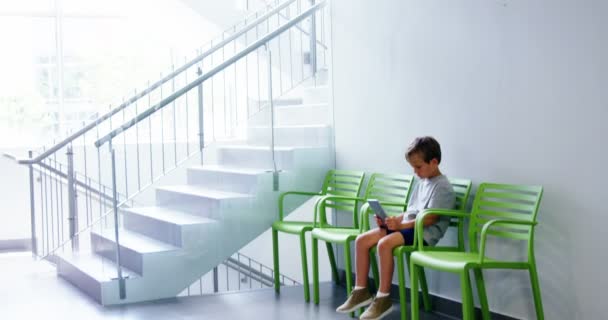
[16,0,331,305]
[55,79,332,305]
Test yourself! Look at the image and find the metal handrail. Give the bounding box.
[95,1,326,148]
[18,0,302,165]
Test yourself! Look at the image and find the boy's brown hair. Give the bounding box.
[406,136,442,164]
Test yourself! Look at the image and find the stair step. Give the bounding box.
[215,145,299,169]
[155,185,252,217]
[302,85,329,104]
[91,228,180,275]
[275,103,329,126]
[187,165,269,193]
[247,124,331,147]
[123,206,220,247]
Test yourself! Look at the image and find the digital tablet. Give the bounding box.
[367,199,388,223]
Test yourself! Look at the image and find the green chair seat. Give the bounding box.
[311,227,360,243]
[272,221,314,234]
[410,251,497,272]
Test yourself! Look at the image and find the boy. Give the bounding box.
[336,136,455,320]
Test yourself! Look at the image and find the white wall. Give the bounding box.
[330,0,607,319]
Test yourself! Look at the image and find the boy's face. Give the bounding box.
[407,153,439,179]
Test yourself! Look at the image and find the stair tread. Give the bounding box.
[275,102,327,109]
[157,185,252,199]
[92,227,180,253]
[188,165,269,175]
[58,252,138,281]
[217,145,297,151]
[248,124,330,129]
[124,206,219,226]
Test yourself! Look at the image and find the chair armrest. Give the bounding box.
[414,209,470,250]
[479,219,537,264]
[278,191,322,221]
[314,195,366,228]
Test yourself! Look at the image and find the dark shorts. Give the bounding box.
[386,228,427,246]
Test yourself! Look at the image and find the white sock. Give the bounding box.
[376,291,390,298]
[354,286,366,291]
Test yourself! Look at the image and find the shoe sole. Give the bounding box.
[360,305,394,320]
[335,297,373,313]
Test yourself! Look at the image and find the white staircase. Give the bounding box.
[54,82,334,305]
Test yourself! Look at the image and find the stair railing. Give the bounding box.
[93,1,327,299]
[13,0,327,263]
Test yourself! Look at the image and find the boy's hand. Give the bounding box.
[385,216,401,230]
[374,215,384,228]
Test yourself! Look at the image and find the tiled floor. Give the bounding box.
[1,252,455,320]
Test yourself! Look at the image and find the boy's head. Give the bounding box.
[405,136,442,179]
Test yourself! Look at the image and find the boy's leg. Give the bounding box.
[376,231,406,293]
[355,228,387,288]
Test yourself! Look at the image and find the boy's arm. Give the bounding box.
[392,214,439,230]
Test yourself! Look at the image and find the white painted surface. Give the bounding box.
[330,1,607,319]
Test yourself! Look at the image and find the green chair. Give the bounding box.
[367,178,472,320]
[311,173,415,309]
[410,183,544,320]
[272,170,365,302]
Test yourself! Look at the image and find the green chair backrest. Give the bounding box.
[468,183,543,252]
[364,173,415,217]
[447,178,472,250]
[317,170,366,225]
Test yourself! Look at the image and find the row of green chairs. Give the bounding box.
[272,170,544,320]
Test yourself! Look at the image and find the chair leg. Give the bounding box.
[370,248,380,290]
[299,232,310,302]
[344,242,355,318]
[529,265,545,320]
[406,252,431,312]
[473,269,490,320]
[410,261,421,320]
[396,251,407,320]
[325,242,339,284]
[272,229,280,293]
[460,270,474,320]
[312,237,320,304]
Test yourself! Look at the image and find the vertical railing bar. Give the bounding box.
[226,263,229,291]
[67,144,79,252]
[298,0,304,81]
[184,57,190,156]
[82,126,91,226]
[96,119,102,221]
[52,151,59,249]
[160,73,166,174]
[50,156,57,251]
[310,0,317,78]
[27,151,37,257]
[148,80,154,184]
[122,98,129,199]
[256,13,262,113]
[134,89,141,191]
[210,42,216,141]
[233,25,238,131]
[222,33,228,136]
[248,258,252,289]
[277,12,283,95]
[38,162,45,256]
[86,176,92,235]
[259,263,263,288]
[245,31,250,117]
[43,158,50,255]
[197,67,205,164]
[213,266,218,293]
[109,141,126,300]
[199,277,203,295]
[59,163,64,244]
[287,3,294,89]
[171,63,178,166]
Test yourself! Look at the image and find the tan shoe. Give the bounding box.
[359,295,394,320]
[336,288,373,313]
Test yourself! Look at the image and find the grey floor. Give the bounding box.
[1,252,455,320]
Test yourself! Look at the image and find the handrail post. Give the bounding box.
[28,151,37,257]
[109,141,126,299]
[265,44,279,191]
[213,267,219,293]
[66,146,79,251]
[309,0,317,77]
[197,67,205,165]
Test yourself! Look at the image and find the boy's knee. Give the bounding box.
[377,238,393,253]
